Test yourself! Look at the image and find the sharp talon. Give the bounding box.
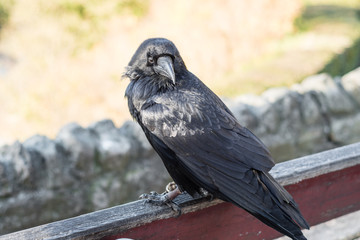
[139,184,183,215]
[138,188,183,217]
[139,193,148,199]
[200,188,214,201]
[165,201,182,217]
[208,194,214,201]
[138,191,169,206]
[173,204,182,217]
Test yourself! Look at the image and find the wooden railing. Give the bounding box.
[2,142,360,240]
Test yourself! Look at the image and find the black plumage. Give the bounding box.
[124,38,309,240]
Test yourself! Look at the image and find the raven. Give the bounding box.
[124,38,309,240]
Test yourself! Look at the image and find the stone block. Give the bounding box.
[300,73,355,115]
[342,67,360,106]
[56,122,100,178]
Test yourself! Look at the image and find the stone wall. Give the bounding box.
[1,67,360,234]
[227,67,360,161]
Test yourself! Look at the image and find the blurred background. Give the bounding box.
[0,0,359,145]
[1,0,360,236]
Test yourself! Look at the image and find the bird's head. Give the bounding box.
[124,38,186,86]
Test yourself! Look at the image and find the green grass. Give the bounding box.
[321,37,360,76]
[117,0,149,17]
[0,0,14,30]
[41,0,150,53]
[298,1,360,76]
[295,2,360,33]
[214,0,360,97]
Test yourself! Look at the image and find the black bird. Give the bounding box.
[124,38,309,240]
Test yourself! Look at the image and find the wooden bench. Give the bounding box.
[2,142,360,240]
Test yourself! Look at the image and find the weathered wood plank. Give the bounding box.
[270,141,360,185]
[105,164,360,240]
[1,142,360,240]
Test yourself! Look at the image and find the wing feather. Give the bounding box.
[139,87,308,237]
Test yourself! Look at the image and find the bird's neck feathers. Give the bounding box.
[125,66,176,100]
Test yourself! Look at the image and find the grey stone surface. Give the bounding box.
[342,67,360,106]
[1,67,360,235]
[23,135,72,188]
[56,122,100,178]
[0,119,169,234]
[298,73,356,115]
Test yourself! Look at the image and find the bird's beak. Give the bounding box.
[154,55,176,84]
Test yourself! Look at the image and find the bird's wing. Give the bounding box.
[140,89,275,173]
[139,91,309,236]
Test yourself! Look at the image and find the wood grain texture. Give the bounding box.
[1,142,360,240]
[106,164,360,240]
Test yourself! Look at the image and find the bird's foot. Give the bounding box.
[139,191,169,205]
[139,184,183,217]
[165,181,177,192]
[199,188,214,201]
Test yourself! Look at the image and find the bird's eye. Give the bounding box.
[148,57,155,65]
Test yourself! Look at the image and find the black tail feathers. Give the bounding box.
[255,171,309,239]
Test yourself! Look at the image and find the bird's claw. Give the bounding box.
[139,191,169,205]
[139,189,182,217]
[166,201,182,217]
[200,188,214,201]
